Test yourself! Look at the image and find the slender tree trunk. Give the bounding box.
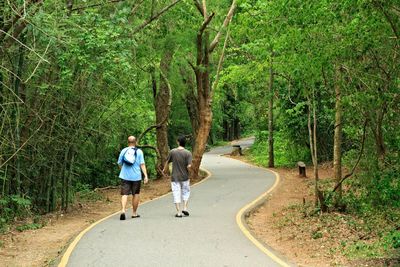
[313,98,321,207]
[50,162,56,211]
[154,48,174,177]
[181,68,199,142]
[268,49,274,168]
[14,37,25,195]
[65,150,74,210]
[46,165,53,212]
[61,148,69,210]
[375,105,386,162]
[333,66,343,202]
[308,95,322,209]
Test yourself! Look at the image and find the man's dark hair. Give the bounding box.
[177,135,186,147]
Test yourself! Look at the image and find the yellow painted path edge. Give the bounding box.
[58,168,212,267]
[233,159,291,267]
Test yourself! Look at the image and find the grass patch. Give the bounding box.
[75,183,104,202]
[16,223,43,232]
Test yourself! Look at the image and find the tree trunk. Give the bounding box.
[333,66,343,202]
[154,48,174,177]
[14,37,25,195]
[65,150,74,210]
[375,105,386,162]
[268,49,274,168]
[182,69,199,143]
[188,0,236,178]
[190,105,213,177]
[308,95,323,209]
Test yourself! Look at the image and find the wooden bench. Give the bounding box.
[297,161,306,177]
[231,145,243,156]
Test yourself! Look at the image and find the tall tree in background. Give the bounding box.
[333,65,343,202]
[267,48,275,168]
[151,44,174,177]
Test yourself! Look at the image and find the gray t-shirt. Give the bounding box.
[167,148,192,182]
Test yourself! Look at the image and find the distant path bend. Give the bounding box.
[63,138,290,267]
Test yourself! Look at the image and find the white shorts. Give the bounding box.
[171,180,190,204]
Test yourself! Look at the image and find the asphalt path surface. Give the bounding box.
[66,138,283,267]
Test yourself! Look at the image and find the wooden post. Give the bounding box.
[297,161,306,177]
[231,145,242,156]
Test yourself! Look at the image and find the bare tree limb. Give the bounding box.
[137,144,163,174]
[209,0,236,53]
[211,27,230,94]
[0,29,49,62]
[24,40,51,83]
[0,119,44,169]
[198,13,214,36]
[0,0,38,41]
[375,1,399,39]
[71,0,125,12]
[202,0,207,19]
[332,119,368,193]
[132,0,183,34]
[193,0,204,16]
[131,0,145,17]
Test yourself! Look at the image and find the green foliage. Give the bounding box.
[311,231,323,239]
[16,223,43,232]
[248,131,310,167]
[75,183,103,202]
[0,195,32,232]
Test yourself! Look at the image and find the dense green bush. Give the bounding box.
[249,131,310,167]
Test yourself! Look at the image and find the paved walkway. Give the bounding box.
[66,138,284,267]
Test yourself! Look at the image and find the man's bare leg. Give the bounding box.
[132,194,140,217]
[183,200,188,212]
[175,203,182,217]
[120,195,128,220]
[121,195,128,213]
[182,200,189,216]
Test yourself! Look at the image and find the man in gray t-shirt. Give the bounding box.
[163,135,192,218]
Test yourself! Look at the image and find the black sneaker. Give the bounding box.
[175,214,183,218]
[182,210,189,216]
[120,213,126,220]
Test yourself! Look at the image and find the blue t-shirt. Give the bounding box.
[118,147,145,181]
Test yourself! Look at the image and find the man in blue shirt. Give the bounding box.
[118,136,148,220]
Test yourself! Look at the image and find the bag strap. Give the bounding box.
[123,147,139,165]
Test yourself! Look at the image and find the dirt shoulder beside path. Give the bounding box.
[0,175,205,267]
[246,166,342,267]
[228,153,398,267]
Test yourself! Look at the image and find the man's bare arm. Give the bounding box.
[140,164,149,184]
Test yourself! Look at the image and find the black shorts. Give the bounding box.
[120,179,141,195]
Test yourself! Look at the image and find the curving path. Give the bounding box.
[62,138,289,267]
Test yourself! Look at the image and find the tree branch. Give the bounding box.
[332,119,368,193]
[209,0,236,53]
[193,0,204,16]
[211,27,230,94]
[132,0,183,34]
[131,0,145,16]
[0,0,42,43]
[71,0,125,12]
[375,1,399,39]
[198,13,214,36]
